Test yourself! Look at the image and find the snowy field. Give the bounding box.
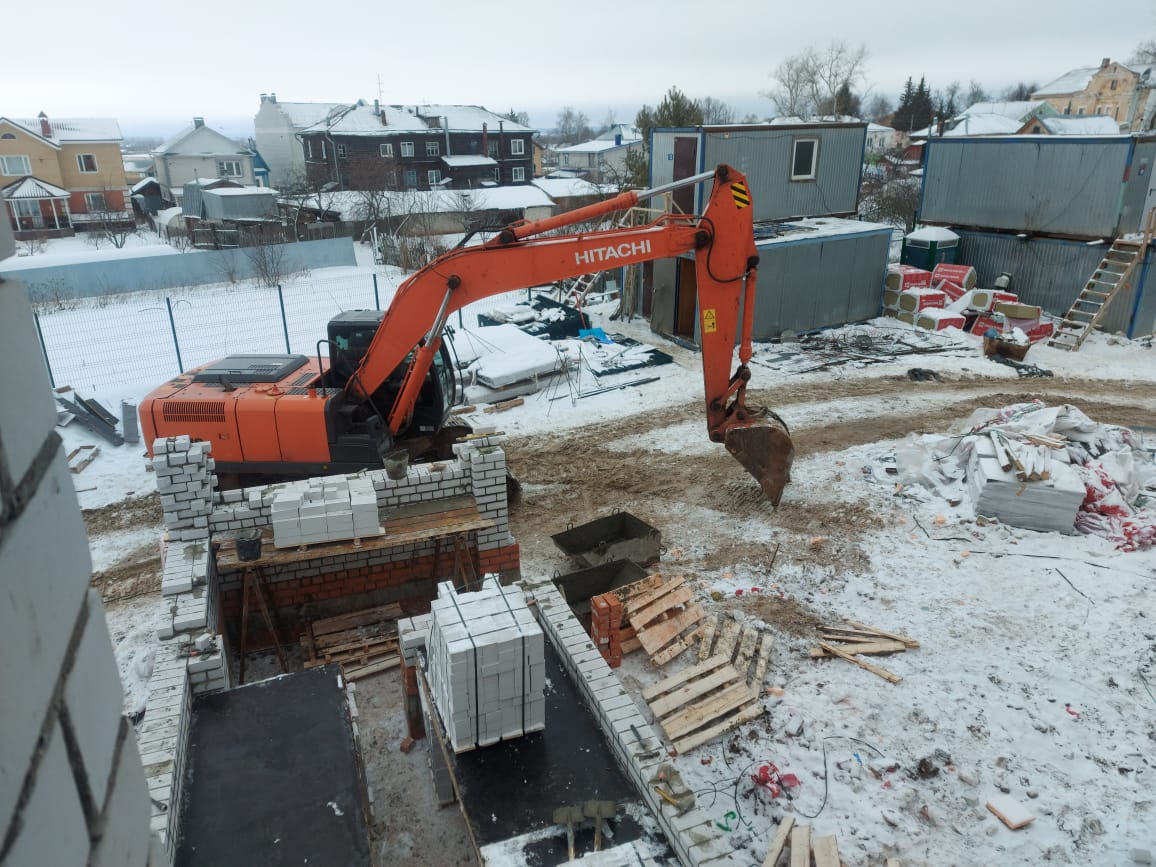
[33,229,1156,866]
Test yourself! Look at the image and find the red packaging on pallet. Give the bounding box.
[936,280,967,302]
[969,314,1005,336]
[915,309,967,331]
[932,263,977,290]
[1027,321,1054,342]
[885,264,933,292]
[898,287,947,313]
[968,289,1017,312]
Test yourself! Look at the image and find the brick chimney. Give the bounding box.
[482,122,488,156]
[193,117,205,129]
[38,111,51,138]
[1101,58,1110,68]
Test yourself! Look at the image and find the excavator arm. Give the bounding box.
[345,165,793,503]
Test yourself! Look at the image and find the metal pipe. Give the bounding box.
[633,168,717,203]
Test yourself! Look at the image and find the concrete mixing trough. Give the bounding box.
[552,559,649,626]
[551,512,661,568]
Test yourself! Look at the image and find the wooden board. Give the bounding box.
[636,603,704,660]
[697,614,719,662]
[661,681,757,740]
[986,795,1034,829]
[343,655,400,681]
[621,637,642,655]
[789,825,811,867]
[761,816,794,867]
[672,701,761,754]
[623,575,686,618]
[811,834,840,867]
[715,616,740,661]
[751,633,773,688]
[642,654,730,701]
[818,642,902,684]
[312,603,402,638]
[809,639,906,658]
[733,626,758,676]
[650,627,701,667]
[650,666,739,718]
[844,619,920,648]
[628,585,693,630]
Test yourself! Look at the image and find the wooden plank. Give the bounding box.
[344,655,400,681]
[844,620,919,648]
[615,573,666,601]
[818,642,902,684]
[885,860,901,867]
[313,634,397,660]
[672,700,762,754]
[715,616,740,661]
[637,604,704,658]
[661,681,757,741]
[312,603,402,637]
[819,627,893,643]
[751,632,773,688]
[628,585,693,630]
[483,397,524,413]
[986,795,1034,829]
[809,639,906,658]
[623,575,686,618]
[650,628,702,667]
[789,825,810,867]
[733,626,758,678]
[621,637,642,654]
[697,614,718,662]
[761,816,794,867]
[811,834,840,867]
[642,653,730,701]
[650,665,741,718]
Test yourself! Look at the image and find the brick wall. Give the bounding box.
[0,282,154,864]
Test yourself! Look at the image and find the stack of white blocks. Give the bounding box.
[427,579,545,753]
[153,436,215,542]
[271,476,382,548]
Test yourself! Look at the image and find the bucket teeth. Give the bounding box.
[724,424,794,506]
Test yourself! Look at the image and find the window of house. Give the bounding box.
[77,153,98,173]
[0,154,31,175]
[493,167,501,182]
[380,143,394,158]
[401,141,414,158]
[0,133,15,139]
[510,138,525,155]
[1110,80,1118,91]
[512,166,525,182]
[85,192,107,212]
[1031,124,1041,133]
[1078,107,1086,115]
[337,143,347,158]
[307,140,314,159]
[12,199,38,217]
[425,141,440,157]
[561,154,570,167]
[488,141,499,159]
[428,169,441,185]
[404,169,417,187]
[321,141,327,159]
[790,138,819,180]
[1096,106,1103,115]
[216,160,243,177]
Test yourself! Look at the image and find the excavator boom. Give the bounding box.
[349,165,793,503]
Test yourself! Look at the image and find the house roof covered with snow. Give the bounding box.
[288,185,554,220]
[555,138,639,154]
[442,155,498,168]
[1,116,122,146]
[532,178,617,199]
[945,115,1024,137]
[275,101,349,128]
[2,176,69,198]
[1041,116,1121,135]
[956,101,1055,122]
[594,124,643,142]
[301,103,534,136]
[155,122,249,156]
[1034,67,1099,97]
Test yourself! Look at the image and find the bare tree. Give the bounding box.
[1001,81,1039,101]
[244,242,291,288]
[1131,38,1156,65]
[933,81,962,119]
[739,113,762,124]
[698,96,735,125]
[860,174,921,233]
[762,49,818,117]
[864,93,893,123]
[807,41,869,117]
[964,79,991,108]
[555,107,593,143]
[598,109,617,135]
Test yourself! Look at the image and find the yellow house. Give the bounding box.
[0,112,130,238]
[1033,59,1156,130]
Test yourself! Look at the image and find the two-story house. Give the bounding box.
[554,124,643,184]
[254,94,346,188]
[1033,59,1156,130]
[299,102,535,191]
[0,113,130,239]
[152,118,259,203]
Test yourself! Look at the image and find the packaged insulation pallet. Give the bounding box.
[427,579,546,753]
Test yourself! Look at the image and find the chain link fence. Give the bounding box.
[33,270,535,397]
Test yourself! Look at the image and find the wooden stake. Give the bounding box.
[818,642,902,684]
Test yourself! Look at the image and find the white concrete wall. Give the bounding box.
[0,279,154,865]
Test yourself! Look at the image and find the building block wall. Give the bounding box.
[0,282,153,864]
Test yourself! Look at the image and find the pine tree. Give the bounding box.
[893,77,915,131]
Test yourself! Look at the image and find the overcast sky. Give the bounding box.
[7,0,1150,140]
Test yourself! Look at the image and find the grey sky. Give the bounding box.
[7,0,1149,139]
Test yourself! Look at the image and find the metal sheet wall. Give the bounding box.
[649,125,865,221]
[956,230,1155,336]
[921,138,1138,238]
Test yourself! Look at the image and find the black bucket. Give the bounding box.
[383,448,410,481]
[236,529,263,561]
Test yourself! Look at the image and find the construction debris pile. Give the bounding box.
[896,400,1156,549]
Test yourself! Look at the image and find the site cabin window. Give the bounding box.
[512,166,525,182]
[404,169,417,187]
[790,138,819,181]
[0,154,31,175]
[427,169,441,185]
[84,192,107,212]
[77,153,98,173]
[425,141,440,157]
[380,143,393,158]
[400,141,414,158]
[510,138,525,155]
[216,160,243,178]
[336,143,348,158]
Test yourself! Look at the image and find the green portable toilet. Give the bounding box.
[901,226,959,269]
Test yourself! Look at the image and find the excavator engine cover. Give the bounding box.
[724,421,794,507]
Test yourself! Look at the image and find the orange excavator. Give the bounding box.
[139,165,794,503]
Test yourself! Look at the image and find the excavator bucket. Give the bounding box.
[724,422,795,507]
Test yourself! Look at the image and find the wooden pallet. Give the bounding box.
[697,615,775,690]
[624,575,704,666]
[642,654,760,754]
[302,603,402,677]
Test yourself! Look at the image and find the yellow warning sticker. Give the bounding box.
[731,181,750,209]
[703,308,717,333]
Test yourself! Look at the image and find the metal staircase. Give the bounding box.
[1049,209,1154,351]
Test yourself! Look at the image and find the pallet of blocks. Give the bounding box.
[641,653,761,754]
[621,574,704,666]
[302,602,402,680]
[426,579,546,753]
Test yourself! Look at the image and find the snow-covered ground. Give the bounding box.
[36,233,1156,866]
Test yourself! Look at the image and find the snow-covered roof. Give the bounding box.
[906,225,959,242]
[1034,67,1099,97]
[130,177,159,193]
[944,115,1023,137]
[289,185,554,219]
[532,177,616,199]
[2,176,70,198]
[956,101,1052,122]
[442,155,497,168]
[302,103,534,136]
[155,122,248,156]
[768,116,807,125]
[595,124,642,142]
[4,116,122,143]
[209,186,277,197]
[867,122,894,132]
[1041,116,1121,135]
[276,101,349,128]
